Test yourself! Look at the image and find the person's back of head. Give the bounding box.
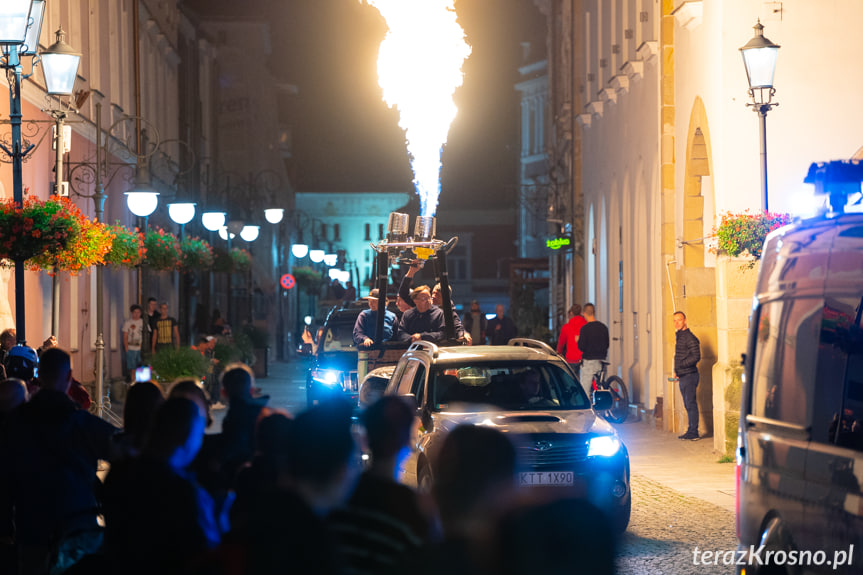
[0,377,27,412]
[434,424,516,534]
[287,399,358,512]
[123,380,165,449]
[36,346,71,392]
[256,411,294,465]
[0,328,16,350]
[168,378,213,428]
[221,363,255,401]
[569,304,582,317]
[583,303,596,319]
[362,396,413,461]
[144,396,205,469]
[492,497,615,575]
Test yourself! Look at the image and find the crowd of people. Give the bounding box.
[0,343,616,575]
[350,262,519,348]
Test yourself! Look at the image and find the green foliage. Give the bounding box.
[293,266,324,295]
[213,333,255,366]
[712,211,791,267]
[105,223,144,268]
[0,195,79,262]
[150,347,210,383]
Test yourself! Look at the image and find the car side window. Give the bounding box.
[751,298,821,426]
[827,297,863,450]
[412,365,427,405]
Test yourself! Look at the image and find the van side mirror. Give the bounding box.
[593,389,613,411]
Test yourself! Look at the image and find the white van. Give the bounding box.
[737,161,863,574]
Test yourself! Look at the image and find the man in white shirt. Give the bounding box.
[122,304,145,381]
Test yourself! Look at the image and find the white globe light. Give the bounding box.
[240,225,260,242]
[202,211,226,231]
[125,191,159,217]
[310,249,325,263]
[291,244,309,258]
[218,227,236,241]
[323,253,338,267]
[328,268,341,280]
[168,202,196,225]
[264,208,284,224]
[304,315,313,325]
[338,270,350,283]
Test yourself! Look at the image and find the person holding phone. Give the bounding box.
[123,305,145,381]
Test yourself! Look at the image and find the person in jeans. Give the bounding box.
[673,311,701,440]
[122,305,145,382]
[577,303,609,398]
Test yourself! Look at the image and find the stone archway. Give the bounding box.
[673,96,718,438]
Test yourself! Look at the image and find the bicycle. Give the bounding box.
[586,360,629,423]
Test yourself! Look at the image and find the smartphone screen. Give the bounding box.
[135,366,152,382]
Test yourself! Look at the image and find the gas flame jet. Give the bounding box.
[364,0,472,217]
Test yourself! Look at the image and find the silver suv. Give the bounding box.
[384,338,631,532]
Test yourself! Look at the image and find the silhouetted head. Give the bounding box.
[221,363,255,401]
[145,397,206,469]
[123,380,165,449]
[362,396,414,460]
[37,347,71,392]
[0,378,27,412]
[168,378,212,428]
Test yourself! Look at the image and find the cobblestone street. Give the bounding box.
[617,474,737,575]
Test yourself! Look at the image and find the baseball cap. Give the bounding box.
[6,344,38,381]
[367,289,380,300]
[205,336,215,342]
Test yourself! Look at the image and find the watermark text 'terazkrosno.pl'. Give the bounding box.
[693,545,855,570]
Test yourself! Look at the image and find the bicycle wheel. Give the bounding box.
[603,375,629,423]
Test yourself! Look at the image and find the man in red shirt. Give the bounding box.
[556,304,587,379]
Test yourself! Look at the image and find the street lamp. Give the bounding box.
[740,19,780,212]
[264,208,284,224]
[202,210,226,231]
[1,2,76,345]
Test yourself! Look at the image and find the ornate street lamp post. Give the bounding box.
[740,20,780,212]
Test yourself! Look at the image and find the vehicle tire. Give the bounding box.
[417,463,433,495]
[612,493,631,534]
[604,376,629,423]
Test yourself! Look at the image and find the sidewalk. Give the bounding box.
[614,419,736,512]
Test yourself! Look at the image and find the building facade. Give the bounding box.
[536,0,863,449]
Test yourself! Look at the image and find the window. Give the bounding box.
[364,223,371,241]
[751,298,822,426]
[334,223,341,242]
[378,223,384,240]
[320,223,328,242]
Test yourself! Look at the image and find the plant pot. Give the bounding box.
[253,347,268,378]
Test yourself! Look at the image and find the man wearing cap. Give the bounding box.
[353,289,397,348]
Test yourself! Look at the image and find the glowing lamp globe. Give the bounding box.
[264,208,284,224]
[291,244,309,258]
[328,268,341,280]
[338,270,350,283]
[218,227,236,241]
[168,202,196,225]
[202,211,226,231]
[126,191,159,217]
[309,249,325,263]
[240,225,260,242]
[323,253,338,267]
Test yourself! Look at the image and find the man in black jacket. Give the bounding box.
[577,303,609,395]
[673,311,701,440]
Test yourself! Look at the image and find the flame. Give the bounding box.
[365,0,472,217]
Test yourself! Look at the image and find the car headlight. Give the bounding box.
[588,435,621,457]
[311,369,343,387]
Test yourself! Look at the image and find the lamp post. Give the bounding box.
[66,102,160,417]
[0,0,46,344]
[740,19,780,212]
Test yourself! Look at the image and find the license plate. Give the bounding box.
[519,471,574,486]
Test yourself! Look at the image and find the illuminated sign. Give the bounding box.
[546,236,572,250]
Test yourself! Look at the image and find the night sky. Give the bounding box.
[191,0,546,211]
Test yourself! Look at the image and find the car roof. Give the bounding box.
[410,343,564,365]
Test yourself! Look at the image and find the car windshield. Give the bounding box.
[321,321,357,352]
[429,362,589,412]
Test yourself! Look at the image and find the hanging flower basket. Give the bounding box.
[293,265,323,295]
[105,224,145,268]
[711,210,792,267]
[213,246,252,273]
[0,195,80,263]
[143,228,181,271]
[231,247,251,271]
[180,236,214,271]
[29,215,114,275]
